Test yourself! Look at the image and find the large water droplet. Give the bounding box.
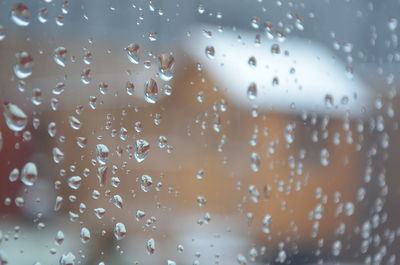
[21,162,38,186]
[147,238,155,254]
[80,227,90,244]
[113,222,126,240]
[3,102,28,132]
[140,174,153,192]
[205,46,215,59]
[52,147,64,163]
[158,54,175,81]
[53,47,68,67]
[38,8,48,23]
[126,81,135,95]
[388,18,398,31]
[9,168,19,182]
[144,79,158,104]
[13,51,33,79]
[247,83,257,100]
[96,144,109,165]
[112,195,123,209]
[68,116,82,130]
[55,230,65,245]
[93,208,106,219]
[10,3,30,26]
[68,176,81,190]
[59,252,75,265]
[134,139,150,162]
[125,43,140,64]
[80,69,91,84]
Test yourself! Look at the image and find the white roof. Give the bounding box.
[183,25,373,119]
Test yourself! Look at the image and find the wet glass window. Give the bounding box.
[0,1,399,265]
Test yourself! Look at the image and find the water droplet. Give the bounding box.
[52,147,64,163]
[3,102,28,132]
[134,139,150,162]
[68,176,81,190]
[114,222,126,240]
[248,56,256,67]
[271,44,280,55]
[250,152,260,172]
[0,26,5,41]
[276,250,287,263]
[205,46,215,59]
[59,252,75,265]
[61,1,70,14]
[96,144,109,165]
[10,3,30,26]
[97,166,107,187]
[31,88,42,105]
[83,50,92,64]
[250,16,260,29]
[55,230,64,245]
[81,68,91,84]
[196,195,207,206]
[147,238,155,254]
[332,240,342,256]
[125,43,140,64]
[261,214,272,233]
[54,196,63,211]
[68,116,82,130]
[38,8,48,23]
[237,254,248,265]
[140,175,153,192]
[53,47,68,67]
[52,82,65,95]
[247,83,257,100]
[158,54,175,81]
[197,4,205,14]
[111,177,120,187]
[126,81,135,95]
[148,31,157,41]
[196,169,204,180]
[320,148,329,167]
[112,195,123,209]
[55,15,64,26]
[80,227,90,244]
[13,51,33,78]
[98,82,109,95]
[388,17,398,31]
[9,168,19,182]
[21,162,38,186]
[76,137,87,148]
[93,208,106,219]
[136,210,146,221]
[144,79,158,104]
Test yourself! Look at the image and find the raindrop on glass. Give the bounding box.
[125,43,140,64]
[158,54,175,81]
[3,102,28,132]
[144,79,158,104]
[134,139,150,162]
[13,51,33,79]
[68,176,82,190]
[53,47,68,67]
[113,222,126,240]
[21,162,38,186]
[10,3,30,26]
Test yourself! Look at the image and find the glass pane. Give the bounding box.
[0,1,398,265]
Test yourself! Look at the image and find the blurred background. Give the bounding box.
[0,0,399,264]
